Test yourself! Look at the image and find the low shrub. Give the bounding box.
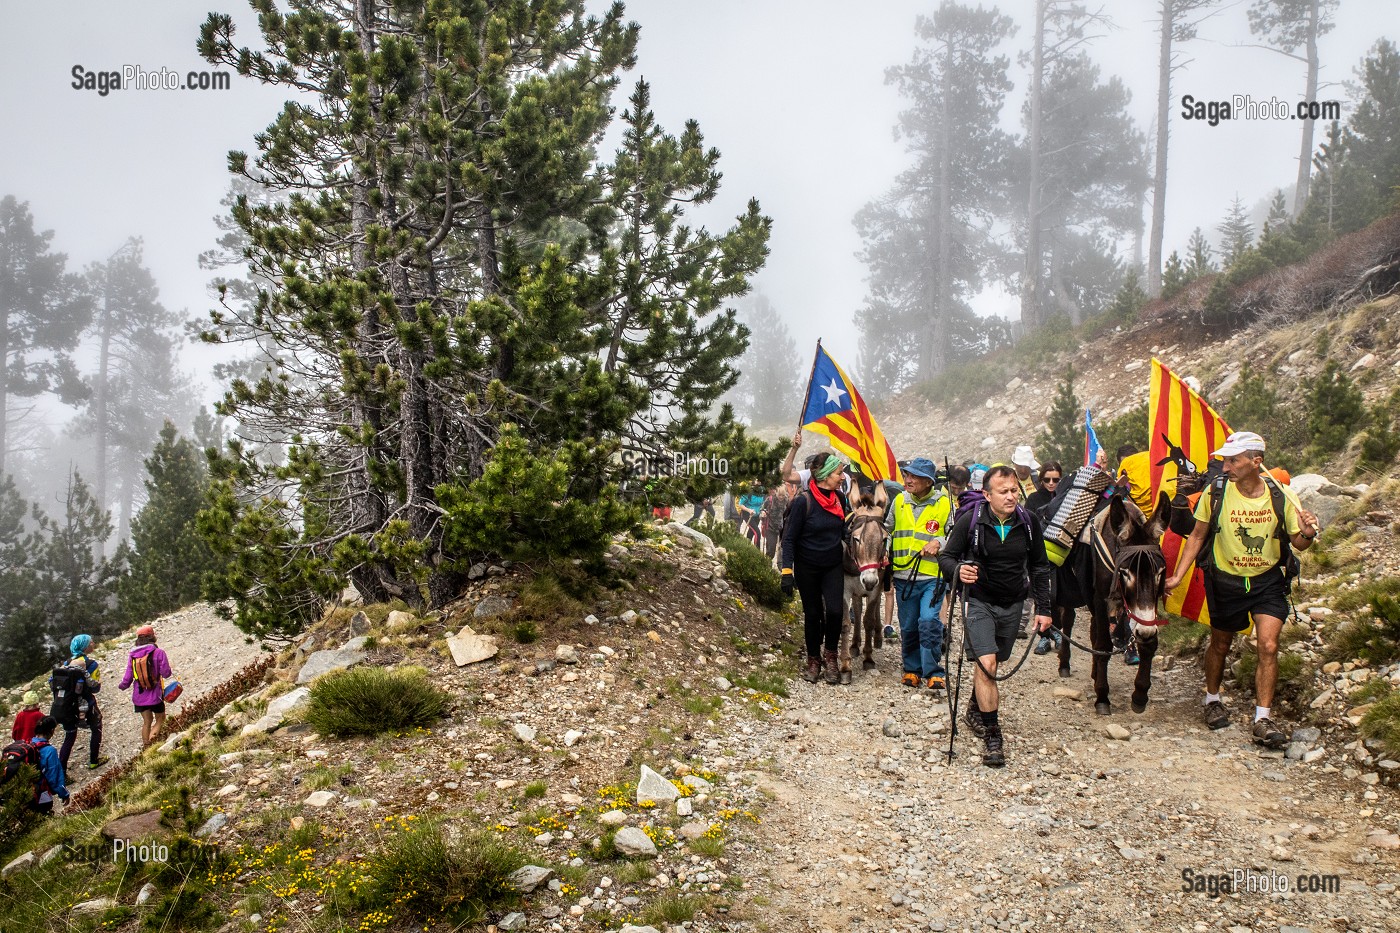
[1360,691,1400,760]
[706,525,785,610]
[306,666,449,737]
[354,822,525,925]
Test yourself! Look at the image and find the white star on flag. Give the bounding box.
[822,378,847,407]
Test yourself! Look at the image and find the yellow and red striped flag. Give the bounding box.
[799,342,900,482]
[1149,358,1232,624]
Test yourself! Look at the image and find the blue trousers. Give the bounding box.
[897,577,947,678]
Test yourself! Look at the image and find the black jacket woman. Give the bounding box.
[781,452,852,685]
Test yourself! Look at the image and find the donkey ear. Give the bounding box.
[1107,494,1130,542]
[1146,491,1172,540]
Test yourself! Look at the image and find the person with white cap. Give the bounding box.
[1010,446,1039,504]
[1165,431,1321,747]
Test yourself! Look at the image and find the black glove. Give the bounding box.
[781,575,795,597]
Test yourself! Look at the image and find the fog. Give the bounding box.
[0,0,1392,485]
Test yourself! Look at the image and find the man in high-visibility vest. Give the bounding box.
[884,458,954,691]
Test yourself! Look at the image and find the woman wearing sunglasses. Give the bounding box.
[1025,462,1065,657]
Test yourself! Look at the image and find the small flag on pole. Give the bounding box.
[799,342,900,482]
[1084,408,1103,468]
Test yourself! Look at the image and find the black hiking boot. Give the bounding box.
[982,730,1005,768]
[963,702,987,739]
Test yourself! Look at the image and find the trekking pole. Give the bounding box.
[946,578,964,765]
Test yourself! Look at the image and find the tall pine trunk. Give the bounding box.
[0,309,8,475]
[1022,0,1047,329]
[1292,0,1321,216]
[94,279,111,549]
[1147,0,1174,298]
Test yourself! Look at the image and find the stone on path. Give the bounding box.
[636,765,678,803]
[612,826,657,858]
[447,625,499,666]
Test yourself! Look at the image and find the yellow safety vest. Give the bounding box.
[890,491,952,580]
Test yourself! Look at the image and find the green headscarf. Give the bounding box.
[814,454,843,480]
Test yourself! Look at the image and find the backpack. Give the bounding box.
[1,740,47,802]
[1197,472,1301,587]
[967,500,1037,562]
[131,651,159,691]
[50,664,89,728]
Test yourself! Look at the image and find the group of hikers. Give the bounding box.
[739,427,1320,768]
[3,626,175,814]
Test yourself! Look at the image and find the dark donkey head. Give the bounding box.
[1104,490,1172,636]
[843,483,889,593]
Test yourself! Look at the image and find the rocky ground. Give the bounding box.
[738,640,1400,933]
[9,524,1400,933]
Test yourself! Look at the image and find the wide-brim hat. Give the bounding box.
[1011,445,1039,470]
[902,457,939,482]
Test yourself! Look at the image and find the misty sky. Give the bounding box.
[1,0,1393,415]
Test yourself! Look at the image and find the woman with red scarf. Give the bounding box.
[780,452,852,685]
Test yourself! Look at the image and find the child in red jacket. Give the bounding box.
[11,691,43,743]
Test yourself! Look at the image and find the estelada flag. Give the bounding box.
[1148,358,1232,625]
[799,342,900,482]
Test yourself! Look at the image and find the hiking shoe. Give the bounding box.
[963,703,987,739]
[803,655,821,684]
[1252,717,1287,749]
[1203,700,1231,731]
[1034,636,1055,655]
[883,624,897,640]
[87,756,110,770]
[925,675,945,692]
[1124,643,1140,666]
[982,731,1005,768]
[823,650,841,686]
[1016,629,1030,640]
[902,672,920,688]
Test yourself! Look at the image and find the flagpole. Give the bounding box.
[796,338,822,434]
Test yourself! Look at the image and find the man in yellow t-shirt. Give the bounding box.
[1165,432,1321,748]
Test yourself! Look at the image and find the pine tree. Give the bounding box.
[1162,251,1189,298]
[727,294,800,427]
[1185,228,1216,279]
[82,239,188,536]
[1147,0,1221,297]
[1357,389,1400,477]
[1247,0,1339,214]
[1217,196,1254,268]
[1035,365,1082,467]
[1307,361,1367,456]
[1258,191,1306,268]
[1263,190,1290,233]
[194,1,772,636]
[0,475,46,683]
[30,471,124,644]
[119,423,223,625]
[857,1,1017,386]
[1334,39,1400,232]
[1105,269,1147,322]
[0,197,93,474]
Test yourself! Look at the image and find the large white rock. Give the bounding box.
[242,687,313,735]
[304,791,337,807]
[636,765,678,803]
[2,851,35,878]
[661,523,714,552]
[612,826,657,858]
[509,865,554,893]
[296,646,368,684]
[447,625,499,666]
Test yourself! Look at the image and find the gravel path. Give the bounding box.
[732,638,1400,933]
[62,604,264,795]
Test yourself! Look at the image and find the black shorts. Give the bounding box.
[1204,567,1289,633]
[134,702,166,714]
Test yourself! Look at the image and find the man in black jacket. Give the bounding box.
[938,465,1053,767]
